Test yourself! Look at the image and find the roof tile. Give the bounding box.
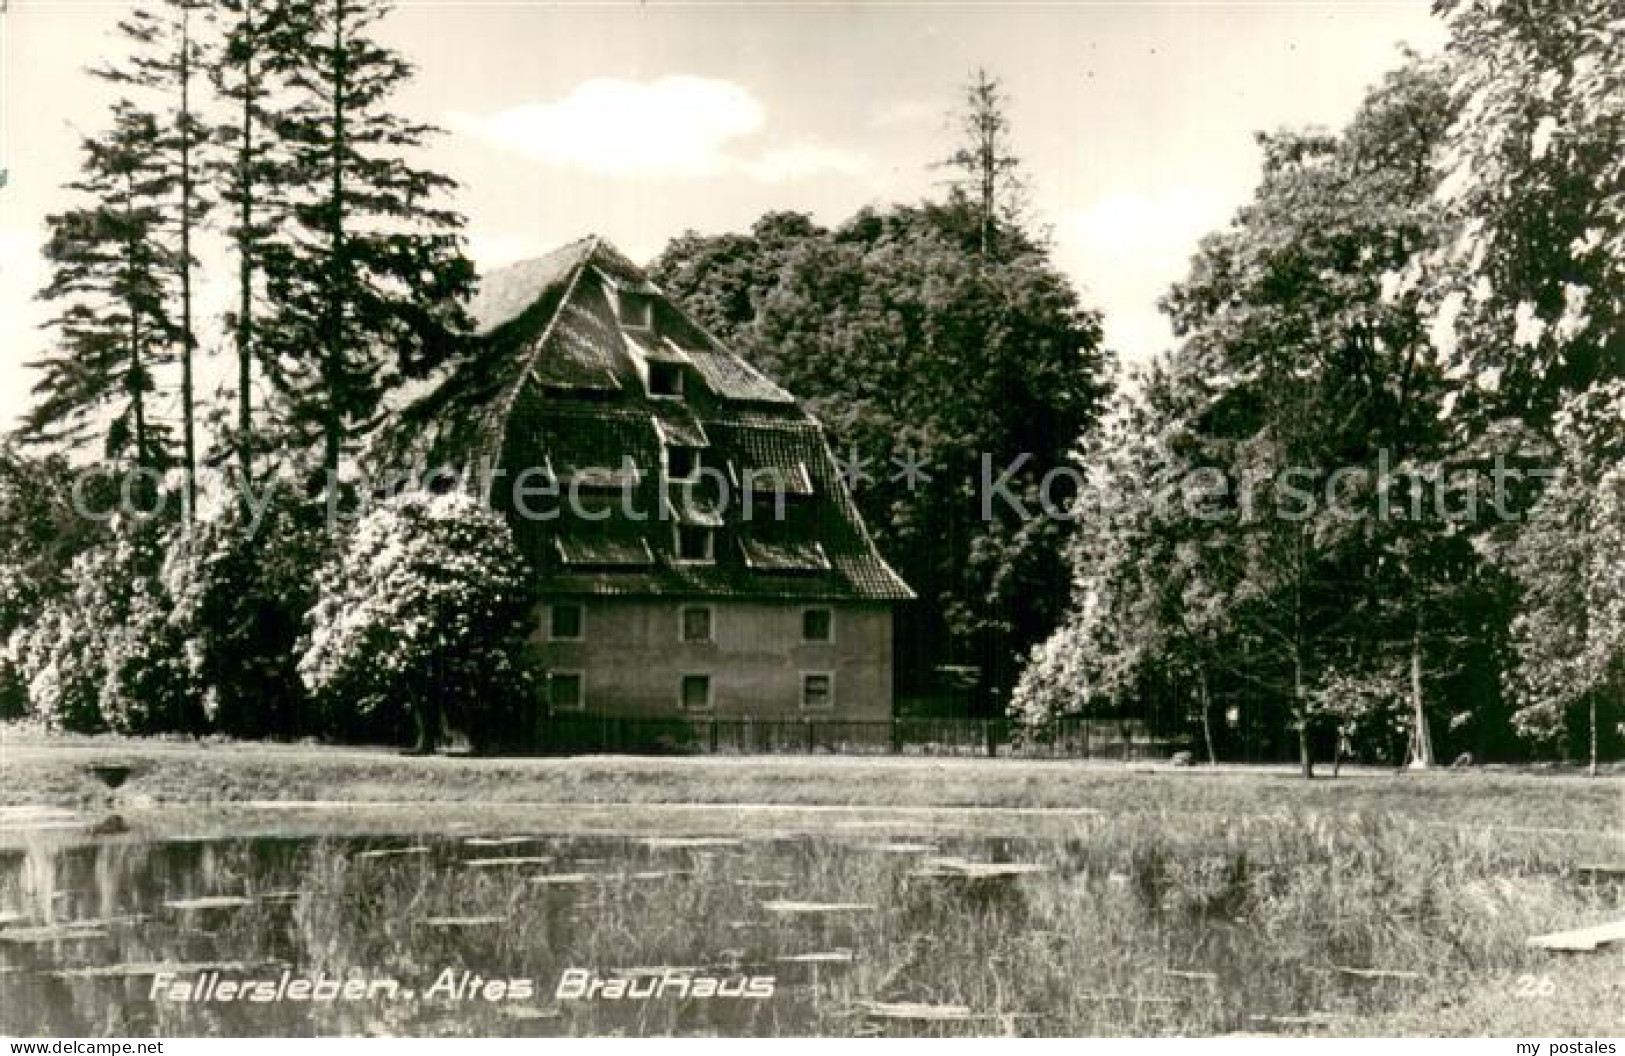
[387,237,913,603]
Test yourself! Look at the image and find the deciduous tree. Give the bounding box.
[1505,381,1625,773]
[1429,0,1625,434]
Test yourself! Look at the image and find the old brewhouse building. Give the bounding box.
[393,237,912,724]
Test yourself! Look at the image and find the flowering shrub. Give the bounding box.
[100,578,202,736]
[163,483,328,738]
[298,490,536,750]
[1009,615,1094,733]
[5,515,204,735]
[10,545,123,732]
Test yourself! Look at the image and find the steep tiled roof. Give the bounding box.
[468,238,597,334]
[514,404,655,487]
[384,236,912,603]
[649,403,711,448]
[555,527,655,568]
[740,537,831,572]
[534,283,629,392]
[686,348,794,404]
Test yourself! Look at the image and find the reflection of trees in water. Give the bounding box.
[93,839,149,924]
[6,837,155,926]
[20,841,58,923]
[6,826,1552,1037]
[4,834,893,1035]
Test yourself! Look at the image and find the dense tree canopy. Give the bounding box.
[1427,0,1625,765]
[653,204,1109,707]
[1021,9,1625,770]
[1017,59,1515,773]
[1429,0,1625,433]
[1505,381,1625,770]
[6,0,491,748]
[0,445,113,639]
[162,479,329,738]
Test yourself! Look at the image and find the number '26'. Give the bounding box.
[1516,974,1555,998]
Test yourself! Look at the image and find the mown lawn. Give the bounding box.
[1,723,1618,832]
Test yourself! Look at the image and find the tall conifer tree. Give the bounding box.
[94,0,213,515]
[211,0,305,489]
[264,0,475,485]
[27,105,177,472]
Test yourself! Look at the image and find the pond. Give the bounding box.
[0,813,1558,1037]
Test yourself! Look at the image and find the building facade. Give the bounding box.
[391,236,912,722]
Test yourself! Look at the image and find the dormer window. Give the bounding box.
[649,362,685,399]
[618,289,654,330]
[665,445,701,482]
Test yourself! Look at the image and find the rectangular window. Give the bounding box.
[674,526,715,563]
[549,671,584,712]
[550,603,583,641]
[680,605,714,643]
[619,290,653,329]
[680,673,712,711]
[649,362,685,398]
[802,607,833,643]
[666,445,700,482]
[801,672,833,711]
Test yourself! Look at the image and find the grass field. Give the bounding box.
[2,724,1619,826]
[1,727,1621,1037]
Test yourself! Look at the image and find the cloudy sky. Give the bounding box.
[0,1,1446,435]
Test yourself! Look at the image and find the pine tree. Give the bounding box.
[93,0,214,516]
[27,104,176,471]
[938,68,1028,258]
[211,0,306,489]
[265,0,476,485]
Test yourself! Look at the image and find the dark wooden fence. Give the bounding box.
[532,714,1179,760]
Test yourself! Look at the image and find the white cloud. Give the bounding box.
[449,76,865,185]
[1054,184,1240,362]
[450,76,763,178]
